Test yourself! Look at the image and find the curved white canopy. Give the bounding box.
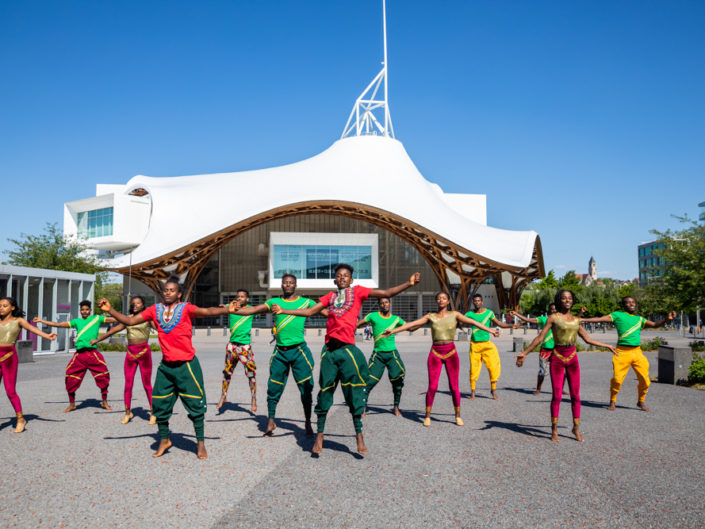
[108,135,540,274]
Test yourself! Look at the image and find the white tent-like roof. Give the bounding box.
[106,135,543,307]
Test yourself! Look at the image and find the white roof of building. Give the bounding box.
[107,136,540,274]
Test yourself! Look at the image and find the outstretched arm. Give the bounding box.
[32,317,71,329]
[383,314,430,336]
[577,326,616,354]
[646,311,677,328]
[509,310,538,325]
[515,315,554,366]
[97,299,146,326]
[91,323,127,345]
[579,315,612,324]
[492,315,518,330]
[18,319,57,341]
[231,303,268,316]
[271,302,325,317]
[456,313,500,337]
[369,272,421,299]
[193,301,239,318]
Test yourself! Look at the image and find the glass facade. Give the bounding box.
[273,244,372,280]
[77,207,113,239]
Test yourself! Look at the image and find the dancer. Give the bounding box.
[510,304,558,395]
[515,289,616,442]
[229,274,321,436]
[580,296,676,412]
[271,264,420,455]
[91,296,156,424]
[465,294,518,400]
[384,291,498,427]
[0,297,57,433]
[217,289,257,413]
[98,277,238,460]
[356,297,406,416]
[35,300,117,412]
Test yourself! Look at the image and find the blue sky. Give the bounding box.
[1,0,703,280]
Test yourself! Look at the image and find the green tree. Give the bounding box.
[3,223,121,311]
[652,215,705,312]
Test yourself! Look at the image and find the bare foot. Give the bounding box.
[551,427,560,442]
[607,402,616,411]
[101,400,113,411]
[455,415,464,426]
[263,418,277,437]
[196,440,208,459]
[356,433,368,454]
[423,415,431,427]
[63,403,77,413]
[491,390,499,401]
[216,394,227,410]
[572,425,584,442]
[469,390,476,401]
[121,411,133,424]
[533,389,541,396]
[251,397,257,413]
[637,402,651,412]
[152,439,172,458]
[148,414,157,425]
[393,406,401,417]
[14,417,26,433]
[312,433,324,454]
[304,420,314,437]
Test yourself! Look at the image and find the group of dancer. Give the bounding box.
[1,265,675,456]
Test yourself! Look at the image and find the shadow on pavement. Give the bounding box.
[479,420,553,439]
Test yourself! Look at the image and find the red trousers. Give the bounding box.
[65,348,110,402]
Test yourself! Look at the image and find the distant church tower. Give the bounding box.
[588,256,597,281]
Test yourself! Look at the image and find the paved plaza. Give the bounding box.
[1,329,703,529]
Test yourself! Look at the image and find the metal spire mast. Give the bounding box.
[341,0,395,139]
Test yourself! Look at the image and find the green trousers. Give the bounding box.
[314,343,369,434]
[152,357,207,441]
[367,349,405,407]
[267,342,314,420]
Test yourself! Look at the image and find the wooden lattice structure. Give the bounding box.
[111,201,544,312]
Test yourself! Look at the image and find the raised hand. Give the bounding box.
[48,333,58,341]
[271,304,283,315]
[509,310,517,317]
[409,272,421,286]
[97,298,112,312]
[228,300,240,314]
[667,311,677,321]
[32,316,42,323]
[578,306,587,316]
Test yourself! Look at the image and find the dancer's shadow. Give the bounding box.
[104,432,222,455]
[0,413,65,431]
[212,401,253,417]
[479,420,553,440]
[44,398,112,411]
[131,407,152,421]
[502,386,540,396]
[309,432,364,460]
[250,417,316,453]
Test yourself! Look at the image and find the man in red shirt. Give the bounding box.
[272,264,420,455]
[98,277,237,460]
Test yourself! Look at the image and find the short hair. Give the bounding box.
[472,293,483,300]
[164,276,183,293]
[281,273,297,282]
[621,296,636,308]
[334,263,354,275]
[554,289,576,307]
[79,300,92,309]
[237,288,250,298]
[378,296,390,305]
[435,291,450,301]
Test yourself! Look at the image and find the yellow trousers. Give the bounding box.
[469,341,501,390]
[611,346,650,403]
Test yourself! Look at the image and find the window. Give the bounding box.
[77,207,113,238]
[273,244,373,281]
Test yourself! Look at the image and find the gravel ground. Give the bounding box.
[1,330,703,529]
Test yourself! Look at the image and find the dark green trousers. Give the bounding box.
[267,342,314,420]
[314,343,369,434]
[152,357,207,441]
[367,349,405,407]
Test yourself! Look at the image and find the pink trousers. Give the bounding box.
[124,344,153,409]
[0,346,22,414]
[426,342,461,408]
[550,345,581,419]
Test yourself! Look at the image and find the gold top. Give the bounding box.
[0,319,21,345]
[428,312,457,342]
[126,321,151,342]
[552,315,580,346]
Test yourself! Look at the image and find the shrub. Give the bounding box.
[641,336,668,351]
[689,341,705,353]
[96,342,161,352]
[688,354,705,384]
